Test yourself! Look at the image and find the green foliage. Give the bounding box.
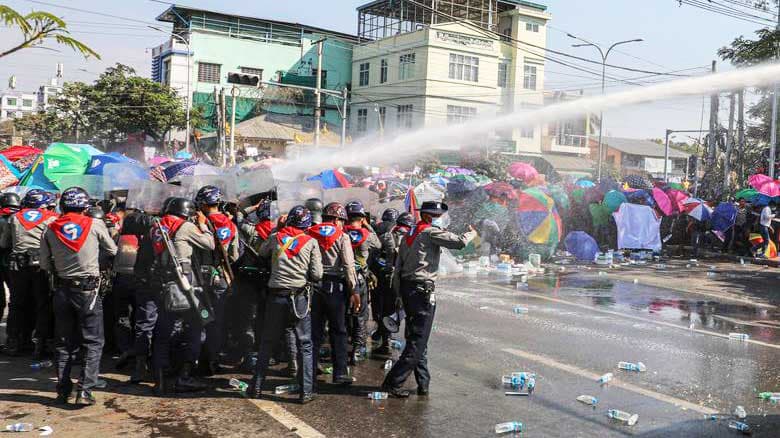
[0,5,99,59]
[459,152,514,181]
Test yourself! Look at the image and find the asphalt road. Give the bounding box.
[2,258,780,437]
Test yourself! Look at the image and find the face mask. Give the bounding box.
[431,217,445,229]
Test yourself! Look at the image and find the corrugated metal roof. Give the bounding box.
[500,0,548,11]
[202,113,303,141]
[541,153,594,171]
[602,137,690,159]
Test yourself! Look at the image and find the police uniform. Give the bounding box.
[344,221,381,360]
[0,193,21,341]
[237,213,274,355]
[251,206,322,403]
[382,201,476,397]
[373,212,413,351]
[40,187,118,404]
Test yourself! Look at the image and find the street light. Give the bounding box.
[568,33,643,181]
[149,25,192,153]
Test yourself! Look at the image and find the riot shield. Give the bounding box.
[236,168,275,200]
[177,174,238,202]
[126,180,186,214]
[59,174,107,199]
[276,181,323,214]
[102,163,150,191]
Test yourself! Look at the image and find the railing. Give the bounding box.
[189,14,302,47]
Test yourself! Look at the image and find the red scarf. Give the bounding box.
[276,226,312,258]
[15,208,56,231]
[152,215,186,256]
[254,219,274,241]
[344,225,369,250]
[208,212,237,246]
[49,213,93,252]
[0,207,17,216]
[393,225,411,235]
[307,222,343,252]
[405,222,431,247]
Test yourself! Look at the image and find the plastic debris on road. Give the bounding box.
[30,360,53,370]
[229,378,248,392]
[729,333,750,341]
[513,306,529,314]
[607,409,639,426]
[5,423,33,432]
[38,426,53,436]
[728,420,750,434]
[367,392,388,400]
[598,373,613,385]
[734,405,747,419]
[577,395,598,407]
[495,421,524,434]
[274,383,300,395]
[618,361,646,372]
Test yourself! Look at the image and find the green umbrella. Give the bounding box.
[570,188,586,204]
[603,190,627,213]
[43,143,92,188]
[667,182,685,190]
[589,203,611,228]
[735,188,758,201]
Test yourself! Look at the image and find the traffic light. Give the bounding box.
[227,72,260,87]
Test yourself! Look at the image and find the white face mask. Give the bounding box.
[430,213,450,229]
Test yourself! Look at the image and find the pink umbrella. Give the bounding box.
[749,174,780,197]
[651,187,673,216]
[148,156,171,166]
[508,162,538,183]
[666,188,689,214]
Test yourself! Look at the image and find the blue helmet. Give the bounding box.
[22,189,51,209]
[256,200,272,220]
[345,200,366,218]
[285,205,312,229]
[381,208,400,223]
[396,212,415,228]
[60,187,90,211]
[195,185,223,206]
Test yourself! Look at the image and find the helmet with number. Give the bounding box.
[165,197,195,219]
[381,208,400,223]
[22,189,50,209]
[0,192,21,210]
[285,205,313,229]
[60,187,90,212]
[305,198,323,224]
[45,191,58,209]
[345,200,366,218]
[256,200,272,220]
[322,202,348,222]
[86,206,105,219]
[195,185,223,207]
[396,212,415,228]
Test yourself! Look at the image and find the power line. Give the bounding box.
[24,0,160,26]
[676,0,777,25]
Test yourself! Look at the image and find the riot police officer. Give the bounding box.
[382,201,476,398]
[251,206,322,404]
[307,202,358,386]
[370,208,399,353]
[40,187,118,405]
[0,192,21,347]
[305,198,324,225]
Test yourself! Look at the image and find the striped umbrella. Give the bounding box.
[682,198,712,221]
[515,187,562,246]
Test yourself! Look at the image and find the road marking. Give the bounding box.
[247,398,325,438]
[502,347,718,415]
[487,282,780,350]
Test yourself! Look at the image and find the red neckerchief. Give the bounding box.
[106,212,121,228]
[307,222,343,252]
[254,219,274,241]
[15,208,56,231]
[152,215,186,256]
[344,225,369,250]
[0,207,16,216]
[208,212,236,247]
[405,222,431,247]
[276,226,312,258]
[393,225,411,235]
[49,212,93,252]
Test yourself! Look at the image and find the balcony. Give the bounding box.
[548,133,590,154]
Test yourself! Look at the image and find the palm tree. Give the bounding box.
[0,5,99,59]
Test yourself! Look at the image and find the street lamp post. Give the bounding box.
[567,34,643,181]
[150,26,192,153]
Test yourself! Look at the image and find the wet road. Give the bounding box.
[2,260,780,437]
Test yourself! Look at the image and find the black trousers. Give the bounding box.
[383,280,436,391]
[53,285,104,393]
[8,266,51,344]
[348,274,369,351]
[312,280,349,379]
[111,274,136,355]
[372,272,397,342]
[152,305,202,372]
[132,282,158,358]
[202,284,228,363]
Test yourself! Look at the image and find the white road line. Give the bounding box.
[487,283,780,350]
[247,398,325,438]
[502,347,718,415]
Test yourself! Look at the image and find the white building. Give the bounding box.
[38,77,64,112]
[0,91,38,120]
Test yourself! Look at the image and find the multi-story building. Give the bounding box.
[599,137,690,182]
[0,91,38,120]
[38,77,63,112]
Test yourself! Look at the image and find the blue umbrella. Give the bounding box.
[564,231,599,261]
[711,202,737,232]
[575,179,595,188]
[86,152,138,176]
[624,189,655,207]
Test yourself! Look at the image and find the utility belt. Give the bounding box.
[237,264,269,279]
[9,251,40,270]
[402,278,436,295]
[200,264,228,290]
[270,283,312,320]
[55,275,100,291]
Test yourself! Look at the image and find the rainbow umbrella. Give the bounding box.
[515,187,562,246]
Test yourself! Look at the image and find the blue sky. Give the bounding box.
[0,0,771,140]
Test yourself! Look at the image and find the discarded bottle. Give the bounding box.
[729,333,750,341]
[5,423,34,432]
[229,378,248,392]
[740,258,746,265]
[367,392,388,400]
[734,405,747,419]
[274,383,300,395]
[384,360,393,373]
[758,392,780,400]
[323,366,333,375]
[513,306,529,314]
[495,421,524,434]
[607,409,639,426]
[706,271,716,278]
[618,361,646,372]
[576,395,598,406]
[502,375,523,387]
[390,339,405,350]
[598,373,614,385]
[728,420,750,434]
[526,377,536,394]
[30,360,53,370]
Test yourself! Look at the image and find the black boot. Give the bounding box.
[4,337,20,356]
[153,368,166,396]
[130,356,147,384]
[287,359,298,378]
[115,351,133,370]
[249,375,263,400]
[174,362,207,393]
[32,339,45,360]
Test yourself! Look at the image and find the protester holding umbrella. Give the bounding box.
[753,202,776,258]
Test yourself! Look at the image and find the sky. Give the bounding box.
[0,0,772,141]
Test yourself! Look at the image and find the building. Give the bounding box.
[38,77,63,112]
[350,0,557,155]
[151,5,358,135]
[598,137,691,182]
[0,91,38,120]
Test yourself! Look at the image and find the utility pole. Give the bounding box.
[724,92,735,192]
[769,8,780,178]
[313,38,326,148]
[340,87,348,147]
[738,89,745,184]
[663,129,671,181]
[219,87,227,167]
[230,85,238,166]
[707,61,719,173]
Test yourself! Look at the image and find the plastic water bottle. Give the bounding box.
[758,392,780,400]
[598,373,613,385]
[5,423,34,432]
[367,391,388,400]
[494,421,523,434]
[274,383,300,395]
[576,395,598,406]
[618,361,646,372]
[734,405,747,419]
[729,333,750,341]
[384,359,393,373]
[728,420,750,433]
[526,377,536,394]
[229,378,248,392]
[390,339,405,350]
[607,409,639,426]
[30,360,53,370]
[513,306,529,314]
[502,375,523,387]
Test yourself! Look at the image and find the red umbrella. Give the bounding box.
[651,187,673,216]
[0,145,42,161]
[483,181,517,200]
[507,162,538,183]
[749,174,780,197]
[666,188,689,214]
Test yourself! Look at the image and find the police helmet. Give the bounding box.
[195,185,223,207]
[322,202,348,222]
[22,189,50,209]
[60,187,91,212]
[86,206,105,219]
[256,200,272,220]
[345,200,366,218]
[305,198,323,224]
[165,197,195,218]
[396,212,415,228]
[45,191,58,209]
[0,192,21,210]
[285,205,313,229]
[381,208,400,223]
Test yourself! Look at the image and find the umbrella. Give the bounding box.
[711,202,737,232]
[42,143,94,188]
[750,233,778,258]
[162,160,197,181]
[753,194,780,206]
[507,162,538,183]
[102,163,151,191]
[749,174,780,197]
[651,187,673,216]
[168,164,222,182]
[86,152,138,176]
[428,175,449,188]
[0,145,42,162]
[174,150,193,160]
[148,156,171,166]
[589,203,611,228]
[734,188,759,201]
[307,169,352,189]
[625,189,655,207]
[603,190,628,212]
[564,231,599,261]
[624,174,652,190]
[570,187,586,204]
[515,188,562,246]
[544,185,570,212]
[575,179,595,188]
[444,166,475,176]
[667,182,685,190]
[484,181,517,199]
[447,180,477,198]
[682,198,712,221]
[666,188,689,213]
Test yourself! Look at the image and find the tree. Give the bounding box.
[460,152,514,181]
[0,5,99,59]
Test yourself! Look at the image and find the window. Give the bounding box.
[378,106,386,129]
[359,62,370,86]
[520,127,534,138]
[163,59,172,86]
[198,62,221,83]
[523,64,537,90]
[22,99,33,107]
[357,108,368,134]
[497,62,509,88]
[501,27,512,42]
[397,104,413,129]
[380,59,388,83]
[241,67,264,80]
[6,98,16,106]
[399,53,416,80]
[526,22,539,32]
[448,54,479,82]
[447,105,477,125]
[312,69,327,85]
